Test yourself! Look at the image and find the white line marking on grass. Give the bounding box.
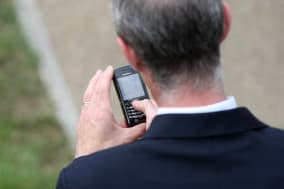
[15,0,78,149]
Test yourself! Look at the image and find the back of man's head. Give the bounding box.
[112,0,224,90]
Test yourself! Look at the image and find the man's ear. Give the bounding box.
[116,37,142,71]
[221,1,232,42]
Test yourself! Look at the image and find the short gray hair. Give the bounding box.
[111,0,224,89]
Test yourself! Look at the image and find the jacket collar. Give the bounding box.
[143,108,267,139]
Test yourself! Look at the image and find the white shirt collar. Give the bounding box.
[157,96,237,115]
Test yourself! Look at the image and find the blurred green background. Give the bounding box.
[0,0,71,188]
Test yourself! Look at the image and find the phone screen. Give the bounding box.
[117,73,145,100]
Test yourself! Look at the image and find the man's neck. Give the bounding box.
[140,65,226,108]
[152,84,226,108]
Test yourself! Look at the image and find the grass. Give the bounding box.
[0,0,72,188]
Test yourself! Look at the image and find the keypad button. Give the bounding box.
[138,114,144,119]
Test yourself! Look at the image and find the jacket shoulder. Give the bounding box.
[57,141,146,189]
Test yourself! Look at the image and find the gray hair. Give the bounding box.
[111,0,224,90]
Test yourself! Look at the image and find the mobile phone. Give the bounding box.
[113,65,149,127]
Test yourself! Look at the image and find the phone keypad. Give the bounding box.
[125,102,146,126]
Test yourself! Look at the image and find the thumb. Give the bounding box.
[132,99,148,112]
[132,99,158,129]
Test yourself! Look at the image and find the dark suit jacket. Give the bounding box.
[56,108,284,189]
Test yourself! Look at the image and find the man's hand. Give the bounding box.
[132,99,158,130]
[75,66,147,158]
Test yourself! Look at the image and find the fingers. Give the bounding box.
[83,70,102,103]
[82,65,114,104]
[91,65,114,103]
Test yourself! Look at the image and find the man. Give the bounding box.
[56,0,284,188]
